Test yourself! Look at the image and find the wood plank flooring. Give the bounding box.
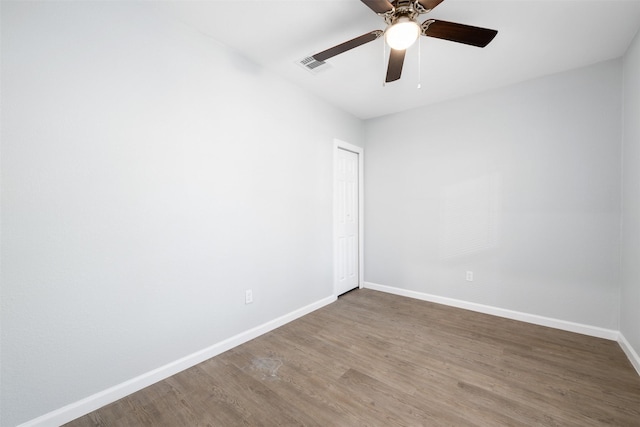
[66,289,640,426]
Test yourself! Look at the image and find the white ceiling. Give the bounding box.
[157,0,640,119]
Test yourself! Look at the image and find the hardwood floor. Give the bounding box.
[66,289,640,426]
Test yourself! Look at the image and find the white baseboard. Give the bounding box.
[366,281,639,376]
[18,295,337,427]
[363,282,620,341]
[618,333,640,376]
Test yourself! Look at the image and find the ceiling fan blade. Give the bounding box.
[360,0,394,14]
[416,0,445,12]
[422,20,498,47]
[385,48,406,83]
[312,31,383,62]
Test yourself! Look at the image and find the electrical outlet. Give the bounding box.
[466,271,474,282]
[245,289,253,304]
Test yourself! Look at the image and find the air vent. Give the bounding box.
[298,56,331,74]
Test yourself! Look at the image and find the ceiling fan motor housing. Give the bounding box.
[383,1,422,26]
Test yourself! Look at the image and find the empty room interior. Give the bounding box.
[2,0,640,425]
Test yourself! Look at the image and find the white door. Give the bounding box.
[335,147,359,295]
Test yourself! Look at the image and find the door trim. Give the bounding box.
[333,139,364,297]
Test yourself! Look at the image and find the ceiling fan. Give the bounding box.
[311,0,498,83]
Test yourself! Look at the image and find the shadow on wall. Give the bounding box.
[439,172,502,260]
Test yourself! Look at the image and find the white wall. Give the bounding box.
[364,60,623,330]
[621,30,640,359]
[0,2,363,425]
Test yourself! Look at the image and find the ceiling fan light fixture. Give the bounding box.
[385,17,421,50]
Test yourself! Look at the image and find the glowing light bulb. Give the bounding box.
[385,17,420,50]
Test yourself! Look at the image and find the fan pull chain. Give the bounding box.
[382,39,387,87]
[417,37,422,89]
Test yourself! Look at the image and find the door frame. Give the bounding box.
[333,139,364,296]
